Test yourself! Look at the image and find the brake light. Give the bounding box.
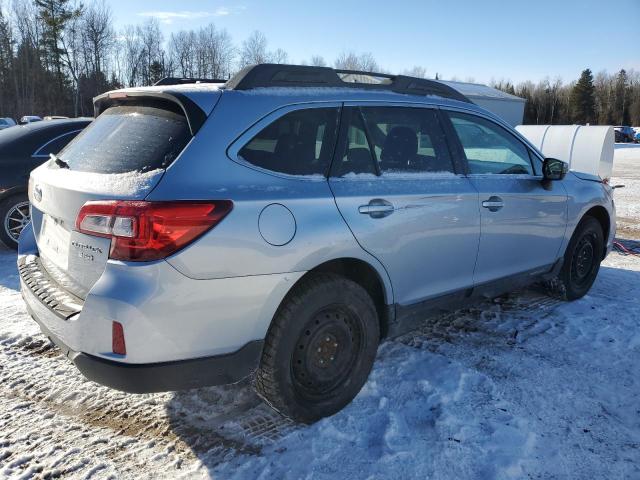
[76,200,233,261]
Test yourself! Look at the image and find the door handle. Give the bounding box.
[482,196,504,212]
[359,199,395,218]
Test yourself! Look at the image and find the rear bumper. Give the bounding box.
[18,221,304,391]
[18,249,302,365]
[24,294,263,392]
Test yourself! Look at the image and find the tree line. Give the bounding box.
[1,0,639,126]
[492,68,640,126]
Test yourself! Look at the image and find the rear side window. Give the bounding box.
[447,111,533,175]
[334,106,454,176]
[361,107,454,175]
[58,105,191,174]
[238,108,339,176]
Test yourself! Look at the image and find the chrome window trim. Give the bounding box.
[31,129,83,158]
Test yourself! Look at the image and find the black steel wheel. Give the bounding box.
[552,216,604,301]
[255,273,379,423]
[291,305,365,400]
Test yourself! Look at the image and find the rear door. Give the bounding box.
[442,109,568,285]
[329,104,480,307]
[29,103,193,298]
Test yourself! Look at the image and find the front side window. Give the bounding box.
[334,106,455,177]
[447,111,533,175]
[238,107,339,176]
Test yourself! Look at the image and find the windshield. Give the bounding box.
[58,105,191,174]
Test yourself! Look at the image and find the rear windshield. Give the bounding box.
[58,105,191,173]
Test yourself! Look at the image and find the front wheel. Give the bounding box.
[255,273,380,423]
[0,194,30,250]
[550,216,604,301]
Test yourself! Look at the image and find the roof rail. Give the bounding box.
[154,77,227,86]
[224,64,472,103]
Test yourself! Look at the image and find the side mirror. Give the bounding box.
[542,158,568,181]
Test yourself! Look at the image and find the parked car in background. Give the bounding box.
[614,126,636,143]
[0,118,16,130]
[19,115,43,124]
[0,118,92,249]
[634,128,640,143]
[44,116,70,121]
[18,65,615,423]
[614,129,625,143]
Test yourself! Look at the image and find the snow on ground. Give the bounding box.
[1,150,639,479]
[612,143,640,238]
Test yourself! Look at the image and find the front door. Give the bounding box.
[329,105,480,307]
[443,110,568,285]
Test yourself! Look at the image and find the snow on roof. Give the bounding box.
[437,80,525,102]
[116,82,224,95]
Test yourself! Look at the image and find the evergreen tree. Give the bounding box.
[34,0,82,93]
[614,69,630,125]
[570,68,596,124]
[149,60,164,85]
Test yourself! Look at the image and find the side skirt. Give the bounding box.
[387,262,560,338]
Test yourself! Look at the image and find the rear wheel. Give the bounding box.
[255,273,379,423]
[550,216,604,301]
[0,194,30,250]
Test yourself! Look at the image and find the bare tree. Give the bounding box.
[118,24,143,86]
[309,55,326,67]
[239,30,269,68]
[138,18,163,84]
[403,66,427,78]
[196,24,234,78]
[169,30,195,77]
[81,0,113,76]
[270,48,288,64]
[334,51,379,72]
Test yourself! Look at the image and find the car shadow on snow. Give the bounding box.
[164,379,297,466]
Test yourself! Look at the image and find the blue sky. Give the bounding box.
[109,0,640,84]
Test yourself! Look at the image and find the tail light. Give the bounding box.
[76,200,233,261]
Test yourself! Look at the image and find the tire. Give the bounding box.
[255,273,380,423]
[550,216,604,301]
[0,194,30,250]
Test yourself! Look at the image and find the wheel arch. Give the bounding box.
[582,205,610,259]
[0,185,27,203]
[278,257,394,339]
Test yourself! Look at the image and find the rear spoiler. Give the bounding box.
[93,91,208,136]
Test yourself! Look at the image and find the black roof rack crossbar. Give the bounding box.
[224,64,472,103]
[154,77,227,86]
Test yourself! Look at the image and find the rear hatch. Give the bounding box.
[29,102,194,299]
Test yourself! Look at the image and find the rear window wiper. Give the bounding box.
[50,153,70,169]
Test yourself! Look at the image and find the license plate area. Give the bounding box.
[40,214,71,270]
